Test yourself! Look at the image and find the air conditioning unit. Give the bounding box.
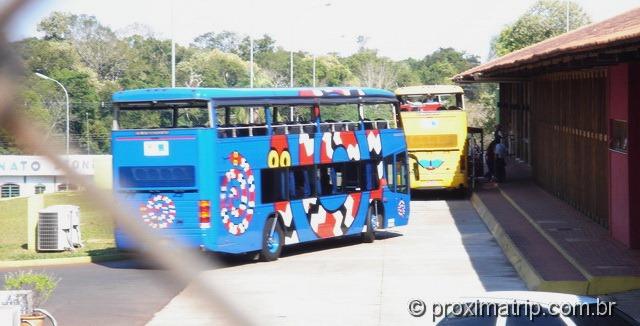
[37,205,83,252]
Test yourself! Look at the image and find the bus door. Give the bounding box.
[383,152,410,227]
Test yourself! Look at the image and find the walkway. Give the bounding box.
[471,159,640,319]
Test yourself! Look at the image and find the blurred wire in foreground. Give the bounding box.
[0,1,252,324]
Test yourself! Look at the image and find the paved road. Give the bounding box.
[149,198,526,325]
[1,197,525,325]
[0,259,185,326]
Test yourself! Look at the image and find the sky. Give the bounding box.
[3,0,640,61]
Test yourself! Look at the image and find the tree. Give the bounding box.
[119,35,173,89]
[237,34,277,61]
[38,12,130,81]
[191,31,242,53]
[176,50,249,87]
[345,49,402,89]
[491,0,591,57]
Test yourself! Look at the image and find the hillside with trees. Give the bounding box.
[1,0,590,154]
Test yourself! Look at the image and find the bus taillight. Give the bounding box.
[199,200,211,229]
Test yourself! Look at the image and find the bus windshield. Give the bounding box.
[399,93,463,111]
[115,101,210,130]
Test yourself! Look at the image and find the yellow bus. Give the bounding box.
[395,85,469,192]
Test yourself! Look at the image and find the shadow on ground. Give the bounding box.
[98,230,403,271]
[412,187,526,293]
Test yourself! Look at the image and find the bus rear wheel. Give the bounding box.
[260,217,284,262]
[362,204,382,243]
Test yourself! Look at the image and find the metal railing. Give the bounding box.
[216,119,394,138]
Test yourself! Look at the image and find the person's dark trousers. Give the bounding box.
[495,158,506,182]
[485,159,495,179]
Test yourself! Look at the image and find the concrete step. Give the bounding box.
[499,182,640,295]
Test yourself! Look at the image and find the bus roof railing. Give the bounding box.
[112,87,396,104]
[395,85,464,96]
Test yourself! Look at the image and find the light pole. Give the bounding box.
[171,0,176,87]
[312,54,316,87]
[35,72,70,155]
[290,51,294,87]
[249,36,254,88]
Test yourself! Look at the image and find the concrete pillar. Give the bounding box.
[26,195,44,251]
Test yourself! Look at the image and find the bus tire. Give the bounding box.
[362,204,381,243]
[260,216,284,262]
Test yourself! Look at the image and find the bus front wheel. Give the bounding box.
[260,217,284,262]
[362,204,382,243]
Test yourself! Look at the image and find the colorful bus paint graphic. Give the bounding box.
[140,195,176,229]
[219,151,256,236]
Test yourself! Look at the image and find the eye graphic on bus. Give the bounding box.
[268,134,291,168]
[268,150,279,168]
[267,149,292,168]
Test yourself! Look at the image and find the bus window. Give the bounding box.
[117,101,209,130]
[176,107,210,128]
[272,106,316,134]
[362,103,397,129]
[288,166,315,200]
[362,161,379,191]
[261,167,288,203]
[384,156,395,190]
[320,104,359,132]
[438,94,463,110]
[216,106,267,137]
[318,164,338,196]
[395,152,409,194]
[341,162,361,192]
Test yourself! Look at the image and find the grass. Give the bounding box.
[0,192,116,261]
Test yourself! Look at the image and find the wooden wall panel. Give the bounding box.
[527,70,609,227]
[500,71,608,227]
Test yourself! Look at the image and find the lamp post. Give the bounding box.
[35,72,70,155]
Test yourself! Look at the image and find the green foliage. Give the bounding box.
[191,30,242,53]
[491,0,591,57]
[177,50,249,87]
[4,271,60,308]
[407,48,479,86]
[7,11,500,154]
[37,11,74,41]
[344,49,402,89]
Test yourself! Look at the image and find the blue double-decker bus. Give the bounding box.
[111,87,410,261]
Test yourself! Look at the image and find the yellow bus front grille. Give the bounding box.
[406,134,458,149]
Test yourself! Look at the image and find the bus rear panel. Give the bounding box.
[400,110,469,190]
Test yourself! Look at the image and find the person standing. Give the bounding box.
[485,138,498,181]
[495,137,507,183]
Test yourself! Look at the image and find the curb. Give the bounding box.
[498,188,640,295]
[470,193,589,294]
[0,253,125,268]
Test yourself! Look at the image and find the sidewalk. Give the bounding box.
[471,159,640,319]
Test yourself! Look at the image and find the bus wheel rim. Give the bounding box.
[267,233,279,253]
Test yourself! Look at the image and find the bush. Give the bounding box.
[4,270,59,308]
